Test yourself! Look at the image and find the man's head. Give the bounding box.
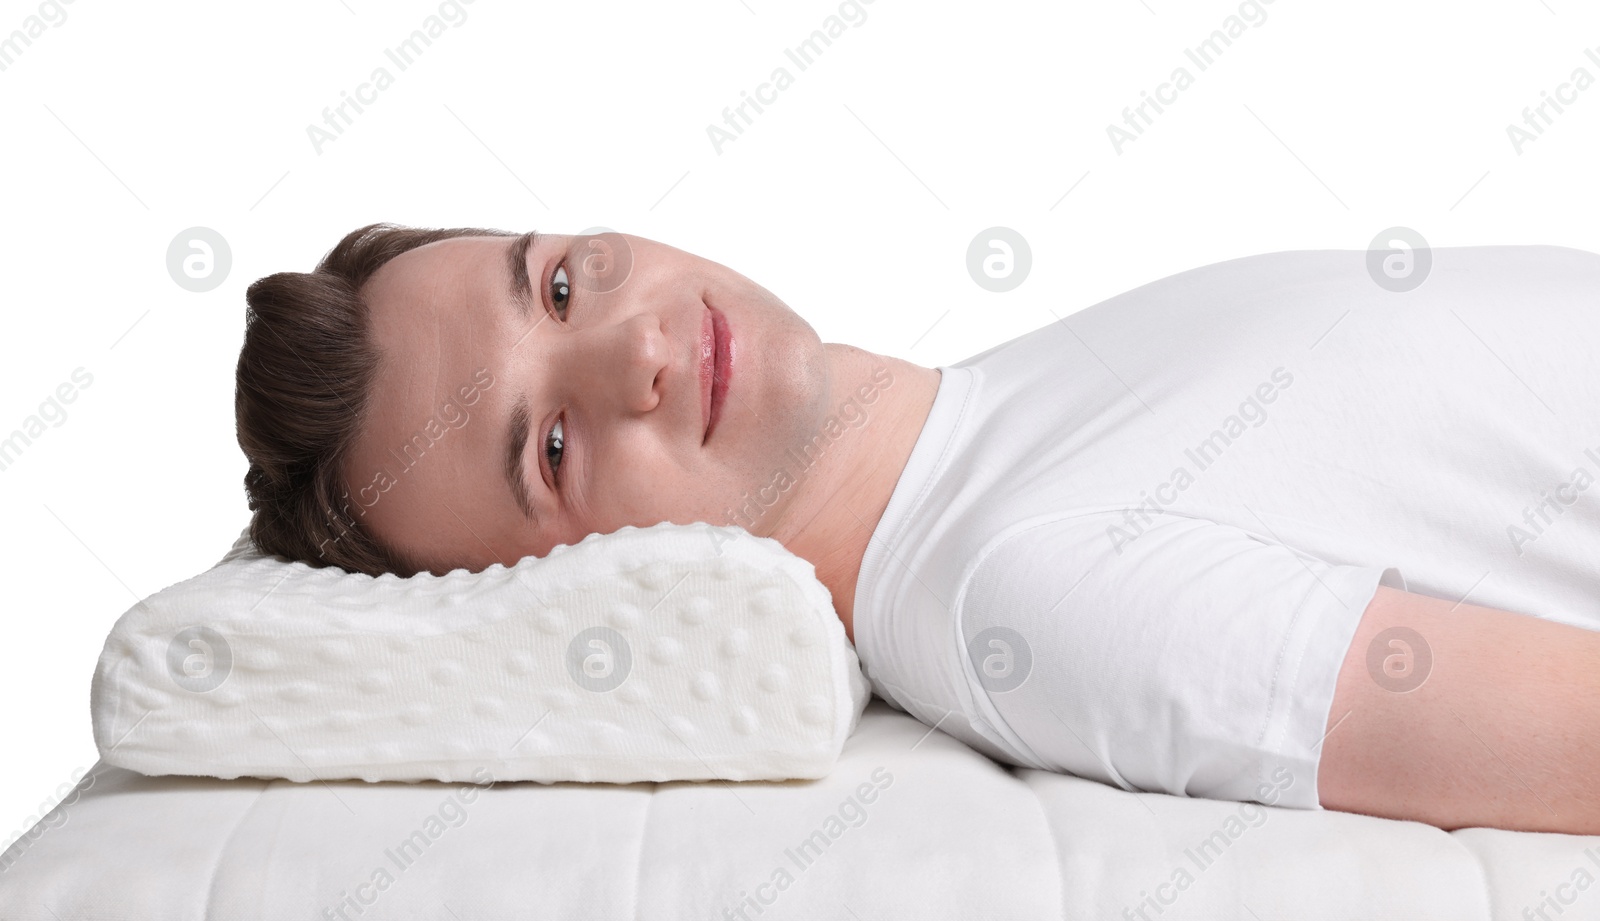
[236,223,832,577]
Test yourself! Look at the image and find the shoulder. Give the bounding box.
[957,510,1388,628]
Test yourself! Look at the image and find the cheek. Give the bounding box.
[573,439,680,524]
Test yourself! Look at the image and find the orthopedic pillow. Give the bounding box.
[90,521,870,784]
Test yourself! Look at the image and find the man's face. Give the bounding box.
[342,231,832,573]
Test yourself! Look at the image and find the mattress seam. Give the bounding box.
[200,780,273,921]
[630,782,657,921]
[1446,831,1500,921]
[1014,768,1068,921]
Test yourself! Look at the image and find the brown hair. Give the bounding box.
[235,222,516,576]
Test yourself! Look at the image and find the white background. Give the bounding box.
[2,0,1597,848]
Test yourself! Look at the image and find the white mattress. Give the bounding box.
[1,699,1593,920]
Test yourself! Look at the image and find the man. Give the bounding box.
[236,225,1600,834]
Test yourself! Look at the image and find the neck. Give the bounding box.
[765,344,941,644]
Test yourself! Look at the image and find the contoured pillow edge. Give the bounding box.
[90,520,870,784]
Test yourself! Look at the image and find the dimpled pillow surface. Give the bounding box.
[90,521,870,784]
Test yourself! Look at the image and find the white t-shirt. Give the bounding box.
[852,245,1600,810]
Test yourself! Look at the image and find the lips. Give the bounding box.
[700,306,731,445]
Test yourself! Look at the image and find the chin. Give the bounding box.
[767,317,831,424]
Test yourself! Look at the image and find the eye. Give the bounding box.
[550,264,571,320]
[543,415,565,484]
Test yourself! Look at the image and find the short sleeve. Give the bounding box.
[949,511,1401,809]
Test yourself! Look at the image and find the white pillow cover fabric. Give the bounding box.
[90,521,870,784]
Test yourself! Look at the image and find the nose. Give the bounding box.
[572,311,668,415]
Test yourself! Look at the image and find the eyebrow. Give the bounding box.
[504,393,536,521]
[503,230,541,522]
[507,230,538,318]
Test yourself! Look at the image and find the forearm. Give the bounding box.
[1318,584,1600,834]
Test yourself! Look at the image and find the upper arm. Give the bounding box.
[954,512,1393,807]
[1319,584,1600,833]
